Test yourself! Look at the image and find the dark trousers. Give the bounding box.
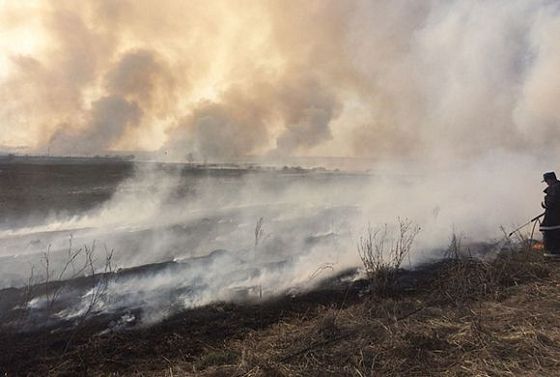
[543,229,560,254]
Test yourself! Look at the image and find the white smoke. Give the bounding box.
[1,1,560,161]
[1,0,559,327]
[0,149,549,327]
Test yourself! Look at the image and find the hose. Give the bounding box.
[529,217,539,252]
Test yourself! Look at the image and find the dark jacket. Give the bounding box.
[540,181,560,230]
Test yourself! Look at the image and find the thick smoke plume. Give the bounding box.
[1,1,560,161]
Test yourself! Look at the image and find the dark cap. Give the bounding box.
[543,172,557,182]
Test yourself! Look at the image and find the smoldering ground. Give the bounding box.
[0,150,551,330]
[0,163,367,328]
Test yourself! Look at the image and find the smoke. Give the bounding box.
[273,75,341,154]
[168,72,342,160]
[1,1,559,161]
[1,0,560,328]
[47,47,179,154]
[0,146,551,329]
[49,96,141,154]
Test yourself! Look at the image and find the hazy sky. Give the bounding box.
[0,0,559,162]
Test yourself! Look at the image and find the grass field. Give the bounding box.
[1,239,558,376]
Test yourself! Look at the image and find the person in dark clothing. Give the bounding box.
[540,171,560,257]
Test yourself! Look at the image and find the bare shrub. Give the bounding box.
[20,263,35,318]
[443,232,466,260]
[433,232,495,304]
[254,217,265,250]
[433,232,551,305]
[487,242,550,290]
[61,244,116,353]
[41,239,92,312]
[358,218,421,296]
[78,243,115,319]
[254,217,265,299]
[19,238,116,325]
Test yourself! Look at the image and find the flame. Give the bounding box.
[531,241,544,251]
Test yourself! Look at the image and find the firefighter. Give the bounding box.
[540,172,560,257]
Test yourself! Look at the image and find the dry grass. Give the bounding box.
[175,245,560,377]
[190,288,560,377]
[3,240,560,376]
[431,236,550,306]
[358,218,421,296]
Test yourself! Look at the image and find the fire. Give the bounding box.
[531,241,544,251]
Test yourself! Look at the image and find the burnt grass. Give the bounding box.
[0,159,134,229]
[2,243,560,376]
[0,157,368,230]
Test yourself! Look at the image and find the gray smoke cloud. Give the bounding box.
[1,0,559,162]
[168,73,342,160]
[273,75,341,154]
[104,49,176,113]
[48,48,175,154]
[50,96,141,154]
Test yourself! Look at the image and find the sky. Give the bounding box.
[0,0,559,163]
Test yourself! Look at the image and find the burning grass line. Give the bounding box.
[6,235,560,375]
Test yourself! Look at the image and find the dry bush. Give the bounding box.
[433,233,551,305]
[433,258,489,306]
[14,238,117,332]
[443,232,464,260]
[487,242,550,291]
[430,233,487,304]
[37,240,115,313]
[358,218,420,296]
